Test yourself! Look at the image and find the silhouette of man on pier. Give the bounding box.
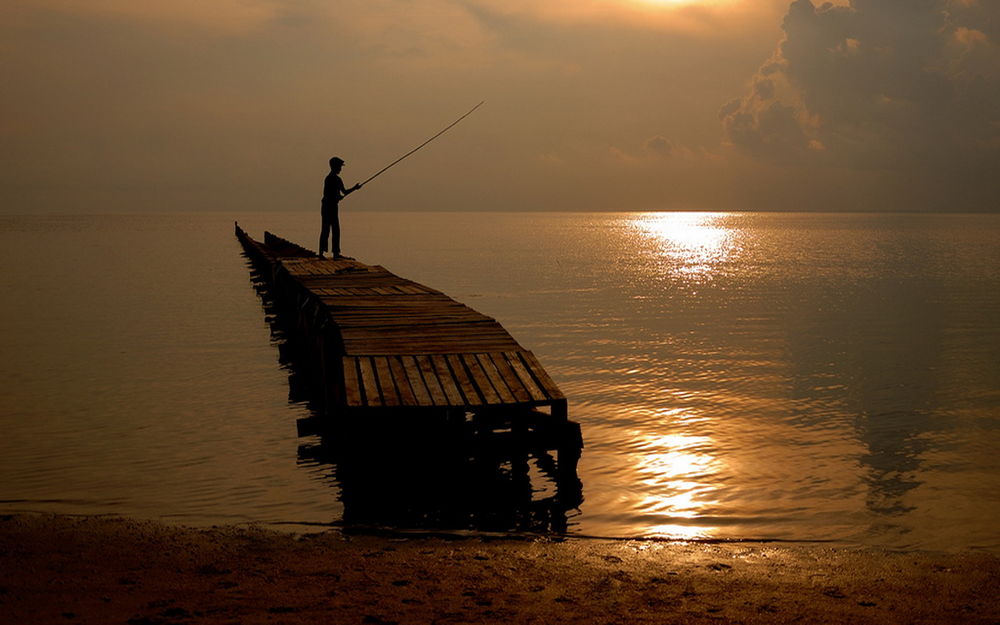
[319,157,361,259]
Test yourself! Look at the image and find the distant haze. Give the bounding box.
[3,0,998,213]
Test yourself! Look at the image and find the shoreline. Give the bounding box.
[3,513,999,624]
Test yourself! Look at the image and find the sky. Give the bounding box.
[2,0,998,213]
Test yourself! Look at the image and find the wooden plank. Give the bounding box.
[342,334,517,346]
[341,357,364,407]
[330,312,479,321]
[342,340,502,349]
[400,356,434,407]
[461,354,502,405]
[332,310,491,321]
[335,315,492,327]
[416,355,449,406]
[503,351,548,402]
[299,279,404,289]
[342,342,523,356]
[402,343,522,351]
[340,330,509,340]
[337,320,496,329]
[335,317,492,326]
[357,357,382,407]
[338,324,509,338]
[320,292,454,300]
[431,355,465,406]
[445,354,483,406]
[296,276,399,286]
[387,356,419,406]
[476,353,517,403]
[341,333,516,346]
[321,299,459,310]
[488,352,532,403]
[518,351,565,401]
[373,357,400,407]
[338,325,510,337]
[321,300,470,309]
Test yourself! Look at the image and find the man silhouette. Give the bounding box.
[319,156,361,259]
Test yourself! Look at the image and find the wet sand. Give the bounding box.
[2,514,998,624]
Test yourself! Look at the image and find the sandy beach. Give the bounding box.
[2,513,998,624]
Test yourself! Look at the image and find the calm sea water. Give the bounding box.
[1,211,998,552]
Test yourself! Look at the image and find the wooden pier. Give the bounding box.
[235,224,582,476]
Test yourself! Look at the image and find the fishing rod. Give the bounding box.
[357,100,485,188]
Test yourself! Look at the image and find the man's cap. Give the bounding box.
[330,156,345,165]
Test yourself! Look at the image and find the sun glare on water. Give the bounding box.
[633,212,737,280]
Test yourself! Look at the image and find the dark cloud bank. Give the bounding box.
[721,0,999,212]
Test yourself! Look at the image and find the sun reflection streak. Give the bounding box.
[629,420,722,540]
[634,212,735,279]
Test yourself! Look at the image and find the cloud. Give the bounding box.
[720,0,1000,209]
[645,136,676,157]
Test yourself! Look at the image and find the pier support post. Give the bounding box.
[557,420,583,477]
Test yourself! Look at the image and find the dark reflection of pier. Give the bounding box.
[782,217,954,536]
[242,243,583,534]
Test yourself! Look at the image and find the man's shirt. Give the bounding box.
[322,173,347,205]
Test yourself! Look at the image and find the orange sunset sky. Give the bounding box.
[2,0,998,213]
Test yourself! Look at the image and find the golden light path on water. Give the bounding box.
[626,212,737,539]
[631,419,722,540]
[635,211,734,277]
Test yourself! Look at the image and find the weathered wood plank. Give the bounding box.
[373,357,400,407]
[431,354,465,406]
[461,354,502,405]
[503,351,548,402]
[476,353,517,403]
[357,356,382,407]
[342,357,364,407]
[339,326,509,337]
[387,356,419,406]
[519,351,565,401]
[341,341,522,356]
[341,335,512,344]
[416,355,449,406]
[445,354,483,406]
[342,336,517,350]
[400,356,434,407]
[332,310,489,320]
[320,299,461,310]
[335,315,492,327]
[488,352,533,403]
[342,334,517,346]
[339,325,509,339]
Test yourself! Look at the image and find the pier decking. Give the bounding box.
[235,224,581,470]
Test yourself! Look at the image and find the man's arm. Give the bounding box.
[338,177,362,198]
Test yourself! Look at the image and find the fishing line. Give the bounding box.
[357,101,485,188]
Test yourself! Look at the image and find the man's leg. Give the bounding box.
[319,205,331,255]
[332,205,341,256]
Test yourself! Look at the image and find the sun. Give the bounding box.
[632,0,736,6]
